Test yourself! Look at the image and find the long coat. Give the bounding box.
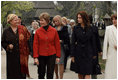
[102,25,117,79]
[91,24,102,74]
[1,26,31,79]
[70,24,96,75]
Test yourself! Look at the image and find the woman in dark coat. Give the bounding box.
[53,15,70,79]
[71,11,96,79]
[1,14,31,79]
[88,15,102,79]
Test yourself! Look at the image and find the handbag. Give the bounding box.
[93,64,102,75]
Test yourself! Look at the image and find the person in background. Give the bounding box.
[18,16,25,26]
[27,20,34,33]
[67,19,70,25]
[33,12,61,79]
[70,19,75,43]
[88,14,102,79]
[95,20,100,29]
[1,14,31,79]
[101,21,106,29]
[71,11,96,79]
[102,13,117,79]
[62,17,71,72]
[53,15,70,79]
[29,21,39,63]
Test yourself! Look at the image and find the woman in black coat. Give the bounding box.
[88,15,102,79]
[71,11,96,79]
[2,14,31,79]
[53,15,70,79]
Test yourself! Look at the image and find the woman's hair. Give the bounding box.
[111,13,117,23]
[32,21,39,28]
[7,14,18,24]
[76,11,90,31]
[39,12,50,24]
[62,17,67,24]
[53,15,65,26]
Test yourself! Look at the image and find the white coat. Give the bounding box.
[102,25,117,79]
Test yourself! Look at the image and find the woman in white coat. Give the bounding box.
[102,13,117,79]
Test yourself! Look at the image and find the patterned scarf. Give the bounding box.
[18,25,31,77]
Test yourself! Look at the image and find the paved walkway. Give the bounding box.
[1,49,104,79]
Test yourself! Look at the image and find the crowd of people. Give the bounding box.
[1,11,117,79]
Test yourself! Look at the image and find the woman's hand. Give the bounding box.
[34,58,39,65]
[99,52,103,56]
[56,58,60,64]
[9,44,13,49]
[60,40,62,43]
[71,57,75,62]
[93,56,97,59]
[114,46,117,50]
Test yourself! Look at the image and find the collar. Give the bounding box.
[40,25,52,32]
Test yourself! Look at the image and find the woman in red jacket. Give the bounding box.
[33,12,61,79]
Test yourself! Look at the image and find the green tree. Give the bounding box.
[1,1,34,28]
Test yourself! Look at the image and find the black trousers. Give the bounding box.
[37,54,56,79]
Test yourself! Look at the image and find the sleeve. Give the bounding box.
[54,30,61,58]
[63,26,70,45]
[1,30,10,51]
[33,31,39,58]
[90,32,96,56]
[102,27,109,59]
[70,26,76,57]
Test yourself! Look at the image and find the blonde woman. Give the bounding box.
[53,15,70,79]
[29,21,39,59]
[1,14,31,79]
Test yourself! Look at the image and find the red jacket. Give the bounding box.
[33,26,61,58]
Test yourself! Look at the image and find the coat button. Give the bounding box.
[46,47,48,49]
[83,32,85,33]
[46,37,48,39]
[46,42,47,44]
[16,38,18,40]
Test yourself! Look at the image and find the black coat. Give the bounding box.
[29,30,35,57]
[70,24,96,75]
[1,27,23,79]
[91,24,102,74]
[55,26,70,53]
[101,23,106,29]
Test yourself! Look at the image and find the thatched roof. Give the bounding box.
[34,1,55,9]
[34,1,61,17]
[103,13,111,19]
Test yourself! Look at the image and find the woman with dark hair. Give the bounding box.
[102,13,117,79]
[88,14,102,79]
[18,16,25,26]
[71,11,96,79]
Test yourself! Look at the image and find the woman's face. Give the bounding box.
[40,18,48,27]
[62,19,67,24]
[33,24,38,29]
[10,16,19,26]
[112,17,117,26]
[77,14,83,24]
[54,18,59,26]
